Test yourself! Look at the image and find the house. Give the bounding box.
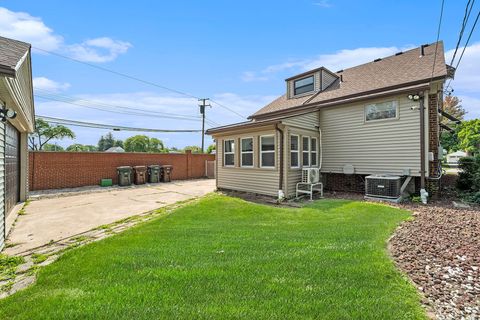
[446,150,467,166]
[0,36,35,250]
[105,146,125,152]
[206,42,452,200]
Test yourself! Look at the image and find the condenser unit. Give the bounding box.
[302,168,320,184]
[365,175,402,200]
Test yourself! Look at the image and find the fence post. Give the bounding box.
[186,149,192,179]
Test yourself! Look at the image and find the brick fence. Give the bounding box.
[29,150,215,191]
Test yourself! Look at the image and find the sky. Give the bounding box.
[0,0,479,149]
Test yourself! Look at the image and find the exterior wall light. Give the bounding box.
[407,94,420,101]
[0,103,17,122]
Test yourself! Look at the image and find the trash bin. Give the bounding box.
[133,166,147,185]
[117,166,132,186]
[160,165,173,182]
[148,165,161,183]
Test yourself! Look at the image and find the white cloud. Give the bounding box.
[313,0,332,8]
[445,42,480,93]
[457,95,480,120]
[33,77,70,92]
[242,45,413,82]
[66,37,132,63]
[0,7,131,62]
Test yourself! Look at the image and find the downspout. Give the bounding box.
[275,124,285,201]
[419,93,428,204]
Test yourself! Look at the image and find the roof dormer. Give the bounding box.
[286,67,339,99]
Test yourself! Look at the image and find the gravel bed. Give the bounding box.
[390,205,480,319]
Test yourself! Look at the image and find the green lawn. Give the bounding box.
[0,194,426,319]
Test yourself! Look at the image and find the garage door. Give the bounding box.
[5,122,20,216]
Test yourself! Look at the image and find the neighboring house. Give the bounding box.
[0,36,35,250]
[446,150,467,166]
[207,42,452,199]
[105,146,125,152]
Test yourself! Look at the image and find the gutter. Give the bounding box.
[275,124,285,200]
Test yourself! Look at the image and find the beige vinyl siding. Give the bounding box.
[282,111,319,130]
[321,69,338,90]
[285,126,320,198]
[216,129,280,197]
[319,94,421,176]
[0,121,4,250]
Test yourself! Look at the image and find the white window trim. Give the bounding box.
[290,134,300,169]
[260,135,275,169]
[302,136,310,168]
[223,139,235,167]
[364,100,399,123]
[240,137,254,168]
[310,137,318,167]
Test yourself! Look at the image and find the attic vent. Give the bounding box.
[374,58,382,62]
[395,52,403,56]
[336,69,344,73]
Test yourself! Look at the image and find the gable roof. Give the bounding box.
[251,41,449,119]
[0,36,31,77]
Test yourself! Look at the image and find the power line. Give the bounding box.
[430,0,445,81]
[450,0,476,65]
[37,115,202,133]
[33,46,247,120]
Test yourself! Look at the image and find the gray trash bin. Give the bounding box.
[117,166,132,186]
[160,165,173,182]
[148,165,161,183]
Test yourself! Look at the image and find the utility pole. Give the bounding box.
[198,98,210,153]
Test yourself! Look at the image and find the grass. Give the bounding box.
[0,254,24,282]
[0,194,426,319]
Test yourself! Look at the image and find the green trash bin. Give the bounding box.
[148,165,161,183]
[117,166,132,186]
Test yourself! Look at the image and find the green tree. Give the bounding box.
[43,143,64,151]
[458,119,480,155]
[183,145,202,154]
[67,144,98,152]
[98,132,123,151]
[206,144,216,154]
[124,135,166,153]
[28,119,75,150]
[440,127,460,153]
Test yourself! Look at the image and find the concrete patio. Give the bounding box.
[4,179,215,255]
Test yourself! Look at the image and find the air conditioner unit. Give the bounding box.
[365,175,402,199]
[302,168,320,184]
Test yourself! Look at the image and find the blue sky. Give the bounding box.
[1,1,479,149]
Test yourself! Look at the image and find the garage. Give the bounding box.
[5,122,20,216]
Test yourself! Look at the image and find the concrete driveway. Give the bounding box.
[4,179,215,255]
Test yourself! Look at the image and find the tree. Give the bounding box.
[43,143,64,151]
[183,145,202,154]
[457,119,480,155]
[28,119,75,150]
[206,144,216,154]
[124,135,166,153]
[98,132,123,151]
[442,96,466,125]
[66,144,98,152]
[440,129,460,153]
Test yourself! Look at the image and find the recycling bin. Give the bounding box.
[133,166,147,185]
[160,165,173,182]
[148,165,161,183]
[117,166,132,186]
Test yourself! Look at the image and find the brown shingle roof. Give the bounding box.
[0,36,31,77]
[251,42,448,119]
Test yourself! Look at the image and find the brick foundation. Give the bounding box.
[322,173,366,193]
[427,93,441,199]
[29,151,215,191]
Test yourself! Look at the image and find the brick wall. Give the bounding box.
[427,92,441,198]
[29,150,215,191]
[322,173,366,193]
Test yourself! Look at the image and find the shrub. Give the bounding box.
[457,155,480,203]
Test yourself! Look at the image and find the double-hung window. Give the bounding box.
[290,135,299,168]
[294,76,314,95]
[241,137,253,167]
[302,136,310,167]
[260,135,275,168]
[224,139,235,167]
[311,137,318,167]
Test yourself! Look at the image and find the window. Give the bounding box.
[294,76,314,95]
[224,139,235,167]
[241,137,253,167]
[260,135,275,168]
[365,101,398,121]
[311,137,318,166]
[302,136,310,167]
[290,135,299,168]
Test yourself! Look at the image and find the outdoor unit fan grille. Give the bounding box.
[365,175,402,199]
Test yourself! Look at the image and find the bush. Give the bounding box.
[457,155,480,203]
